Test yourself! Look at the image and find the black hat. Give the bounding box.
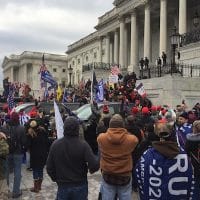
[179,112,188,119]
[64,116,79,136]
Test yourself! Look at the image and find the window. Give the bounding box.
[102,49,105,55]
[72,61,75,65]
[86,56,88,61]
[62,69,66,73]
[53,68,57,72]
[94,52,97,58]
[78,59,80,64]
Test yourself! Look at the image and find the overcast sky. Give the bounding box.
[0,0,114,85]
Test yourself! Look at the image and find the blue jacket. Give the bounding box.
[135,141,194,200]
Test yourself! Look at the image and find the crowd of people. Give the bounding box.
[0,72,200,200]
[0,94,199,199]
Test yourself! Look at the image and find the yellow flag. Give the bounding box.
[56,85,62,101]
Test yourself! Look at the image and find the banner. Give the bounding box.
[135,148,194,200]
[136,82,146,97]
[96,79,104,102]
[109,75,118,84]
[54,101,64,139]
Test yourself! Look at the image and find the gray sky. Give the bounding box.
[0,0,114,85]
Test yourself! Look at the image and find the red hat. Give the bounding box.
[142,107,149,114]
[161,109,167,115]
[132,107,139,114]
[151,106,157,111]
[157,105,162,111]
[102,105,109,114]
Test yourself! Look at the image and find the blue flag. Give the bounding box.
[96,79,104,102]
[135,147,195,200]
[62,103,81,123]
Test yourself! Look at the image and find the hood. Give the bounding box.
[186,133,200,142]
[152,141,180,159]
[106,128,128,145]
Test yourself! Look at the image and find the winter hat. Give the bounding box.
[30,120,38,128]
[165,109,176,125]
[142,107,149,114]
[131,107,139,114]
[179,112,188,119]
[154,121,173,139]
[109,114,124,128]
[102,105,109,114]
[64,116,79,136]
[151,106,157,112]
[193,120,200,133]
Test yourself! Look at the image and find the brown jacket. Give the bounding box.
[97,128,138,175]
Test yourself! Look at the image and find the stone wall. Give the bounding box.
[139,74,200,109]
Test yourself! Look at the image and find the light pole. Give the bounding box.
[170,26,180,73]
[68,65,73,87]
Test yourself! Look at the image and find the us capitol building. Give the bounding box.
[2,0,200,107]
[66,0,200,107]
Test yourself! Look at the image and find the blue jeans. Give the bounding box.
[56,183,88,200]
[32,168,43,180]
[101,178,132,200]
[6,154,23,195]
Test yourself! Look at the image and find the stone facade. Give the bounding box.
[140,75,200,109]
[66,0,200,83]
[66,0,200,107]
[2,51,68,96]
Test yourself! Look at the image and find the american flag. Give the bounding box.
[111,65,121,75]
[7,87,15,111]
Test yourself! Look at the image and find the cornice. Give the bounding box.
[2,51,67,69]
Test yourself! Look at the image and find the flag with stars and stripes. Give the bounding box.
[7,85,15,112]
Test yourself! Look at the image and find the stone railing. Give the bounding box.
[82,62,122,72]
[181,29,200,46]
[139,63,200,79]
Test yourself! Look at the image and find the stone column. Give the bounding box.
[106,34,110,64]
[99,37,102,63]
[119,17,125,68]
[144,2,151,60]
[179,0,187,34]
[114,30,119,64]
[124,24,128,68]
[159,0,167,56]
[10,67,14,82]
[130,10,138,73]
[24,64,27,83]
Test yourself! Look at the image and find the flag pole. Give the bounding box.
[90,63,94,102]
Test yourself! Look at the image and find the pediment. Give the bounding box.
[113,0,130,7]
[2,56,9,67]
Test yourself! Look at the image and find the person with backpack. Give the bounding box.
[3,112,27,198]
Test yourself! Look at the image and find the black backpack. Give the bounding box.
[7,125,20,154]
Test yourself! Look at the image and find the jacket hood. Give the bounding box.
[186,133,200,142]
[152,141,180,159]
[106,128,128,145]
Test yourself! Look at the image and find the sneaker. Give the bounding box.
[26,167,33,171]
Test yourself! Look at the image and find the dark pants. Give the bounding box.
[32,168,44,180]
[56,183,88,200]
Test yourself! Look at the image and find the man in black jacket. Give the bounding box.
[4,112,27,198]
[46,116,99,200]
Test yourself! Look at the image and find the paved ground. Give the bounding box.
[1,165,140,200]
